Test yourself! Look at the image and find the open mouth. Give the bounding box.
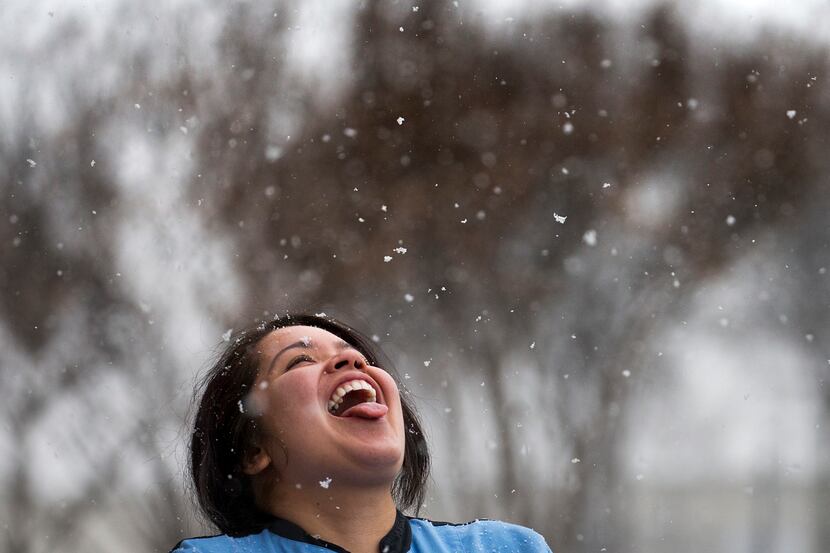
[327,379,386,418]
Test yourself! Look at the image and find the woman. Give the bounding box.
[172,313,552,553]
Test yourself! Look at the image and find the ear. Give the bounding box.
[241,443,272,476]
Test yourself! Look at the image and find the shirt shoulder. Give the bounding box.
[409,517,553,553]
[170,530,274,553]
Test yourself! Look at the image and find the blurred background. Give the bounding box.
[2,0,829,551]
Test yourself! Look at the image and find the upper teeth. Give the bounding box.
[328,379,377,412]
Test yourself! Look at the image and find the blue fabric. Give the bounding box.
[172,516,552,553]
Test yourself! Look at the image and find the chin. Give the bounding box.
[342,430,402,464]
[351,459,403,487]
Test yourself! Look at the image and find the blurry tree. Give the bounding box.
[2,1,829,552]
[186,3,829,550]
[1,38,195,553]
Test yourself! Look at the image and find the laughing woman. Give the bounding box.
[171,313,552,553]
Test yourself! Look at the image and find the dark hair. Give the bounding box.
[188,313,430,535]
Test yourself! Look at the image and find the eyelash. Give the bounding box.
[286,354,314,370]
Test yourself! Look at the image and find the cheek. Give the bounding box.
[370,369,405,426]
[253,373,320,432]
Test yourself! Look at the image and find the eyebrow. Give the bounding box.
[266,339,353,375]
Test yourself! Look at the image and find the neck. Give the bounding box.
[265,478,398,553]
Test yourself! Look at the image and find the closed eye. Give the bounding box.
[285,354,314,370]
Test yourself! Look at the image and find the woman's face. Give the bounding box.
[246,325,406,489]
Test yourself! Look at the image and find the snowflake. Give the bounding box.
[582,229,597,246]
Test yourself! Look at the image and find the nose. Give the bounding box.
[327,349,366,372]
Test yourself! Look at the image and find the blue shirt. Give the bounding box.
[171,510,552,553]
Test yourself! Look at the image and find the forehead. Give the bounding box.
[258,325,350,356]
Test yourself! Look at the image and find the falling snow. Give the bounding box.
[583,229,597,246]
[5,7,826,552]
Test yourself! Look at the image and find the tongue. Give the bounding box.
[339,402,388,419]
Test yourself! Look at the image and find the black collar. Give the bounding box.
[265,509,411,553]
